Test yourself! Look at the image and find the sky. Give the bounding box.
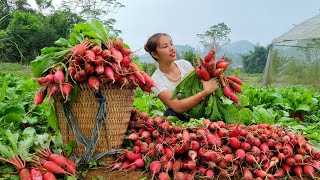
[108,0,320,53]
[28,0,320,53]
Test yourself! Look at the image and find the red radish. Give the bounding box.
[226,75,242,85]
[195,66,202,79]
[71,44,87,56]
[205,169,214,179]
[43,171,56,180]
[172,161,181,172]
[104,66,115,83]
[185,160,196,170]
[87,76,100,90]
[62,82,73,99]
[230,93,239,103]
[42,160,68,175]
[84,50,96,62]
[235,149,245,159]
[91,45,102,54]
[74,70,87,82]
[243,168,253,180]
[34,91,46,105]
[224,154,234,163]
[222,145,232,154]
[134,71,146,84]
[223,86,232,98]
[121,48,132,56]
[230,82,242,93]
[125,151,142,161]
[293,166,303,180]
[200,67,210,81]
[241,142,252,151]
[304,164,315,179]
[95,65,105,75]
[245,154,256,163]
[311,160,320,170]
[19,168,32,180]
[149,161,161,180]
[255,169,267,178]
[45,74,54,84]
[229,137,241,149]
[188,150,197,161]
[101,49,111,58]
[174,172,185,180]
[30,169,43,180]
[134,158,145,168]
[273,168,285,178]
[0,155,31,180]
[294,154,304,164]
[190,141,200,151]
[121,56,132,67]
[128,133,139,141]
[110,48,123,66]
[216,62,229,70]
[113,39,124,50]
[68,66,77,77]
[54,70,64,84]
[212,68,224,77]
[48,84,59,97]
[165,148,174,159]
[158,172,169,180]
[204,51,214,62]
[163,161,173,172]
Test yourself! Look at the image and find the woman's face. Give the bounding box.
[152,35,176,63]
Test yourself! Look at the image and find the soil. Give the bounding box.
[83,167,147,180]
[81,167,318,180]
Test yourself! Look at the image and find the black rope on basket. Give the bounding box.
[77,92,107,167]
[61,101,89,146]
[61,90,122,169]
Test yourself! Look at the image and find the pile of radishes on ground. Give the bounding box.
[0,148,76,180]
[195,46,242,103]
[112,110,320,180]
[34,38,154,105]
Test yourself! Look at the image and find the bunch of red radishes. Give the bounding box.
[34,38,154,106]
[195,47,243,103]
[0,149,76,180]
[112,110,320,180]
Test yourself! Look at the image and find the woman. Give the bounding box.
[144,33,219,121]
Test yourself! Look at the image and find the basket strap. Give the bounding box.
[77,92,107,167]
[90,149,123,162]
[61,101,90,146]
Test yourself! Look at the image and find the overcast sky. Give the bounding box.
[108,0,320,52]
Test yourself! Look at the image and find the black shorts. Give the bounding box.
[164,108,187,122]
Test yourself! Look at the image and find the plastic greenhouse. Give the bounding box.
[262,14,320,89]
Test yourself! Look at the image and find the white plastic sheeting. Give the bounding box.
[262,14,320,89]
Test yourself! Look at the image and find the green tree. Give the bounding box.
[6,11,57,63]
[60,0,124,36]
[48,10,84,39]
[181,50,198,66]
[141,62,157,76]
[197,22,231,51]
[241,44,269,73]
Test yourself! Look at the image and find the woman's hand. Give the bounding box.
[201,78,219,96]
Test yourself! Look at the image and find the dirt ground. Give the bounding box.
[84,167,147,180]
[82,167,318,180]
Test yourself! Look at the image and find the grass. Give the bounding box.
[0,62,33,77]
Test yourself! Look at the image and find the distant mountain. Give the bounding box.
[219,40,255,68]
[138,40,255,67]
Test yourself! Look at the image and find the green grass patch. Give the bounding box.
[0,62,33,77]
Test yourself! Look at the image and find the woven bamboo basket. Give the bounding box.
[54,83,135,158]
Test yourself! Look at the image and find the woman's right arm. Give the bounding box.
[158,78,219,114]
